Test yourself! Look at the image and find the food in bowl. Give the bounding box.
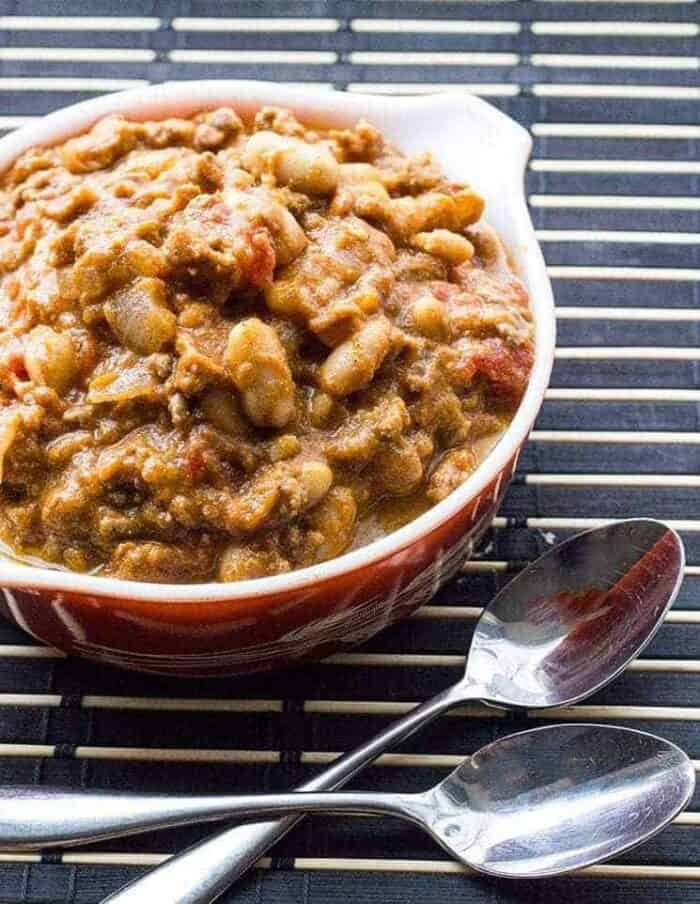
[0,104,533,584]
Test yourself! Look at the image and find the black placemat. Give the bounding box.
[0,2,698,901]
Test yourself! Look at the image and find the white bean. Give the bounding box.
[318,315,392,398]
[375,438,424,496]
[428,447,478,502]
[411,294,449,340]
[218,544,290,581]
[468,222,507,267]
[103,277,176,356]
[222,188,307,266]
[261,202,308,266]
[24,326,76,393]
[452,188,485,229]
[242,131,339,195]
[225,318,295,428]
[304,486,357,563]
[298,459,333,508]
[412,230,474,266]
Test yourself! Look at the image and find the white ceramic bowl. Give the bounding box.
[0,81,555,675]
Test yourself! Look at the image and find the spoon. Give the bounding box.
[22,518,683,903]
[0,723,693,880]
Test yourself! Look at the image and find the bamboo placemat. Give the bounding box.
[0,2,698,901]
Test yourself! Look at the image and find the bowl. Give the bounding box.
[0,81,555,676]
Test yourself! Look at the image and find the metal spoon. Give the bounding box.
[0,723,693,880]
[16,518,683,903]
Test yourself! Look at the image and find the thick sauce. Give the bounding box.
[0,106,534,582]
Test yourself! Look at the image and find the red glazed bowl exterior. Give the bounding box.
[0,82,555,676]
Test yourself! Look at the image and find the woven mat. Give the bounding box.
[0,2,698,901]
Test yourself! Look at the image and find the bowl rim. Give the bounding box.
[0,80,555,604]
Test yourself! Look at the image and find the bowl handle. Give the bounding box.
[394,92,532,253]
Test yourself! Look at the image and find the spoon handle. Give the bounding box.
[101,682,466,904]
[0,786,417,849]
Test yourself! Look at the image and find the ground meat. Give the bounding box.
[108,539,217,583]
[265,216,395,346]
[0,106,533,582]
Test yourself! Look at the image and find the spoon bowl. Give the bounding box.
[424,723,694,877]
[465,519,684,708]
